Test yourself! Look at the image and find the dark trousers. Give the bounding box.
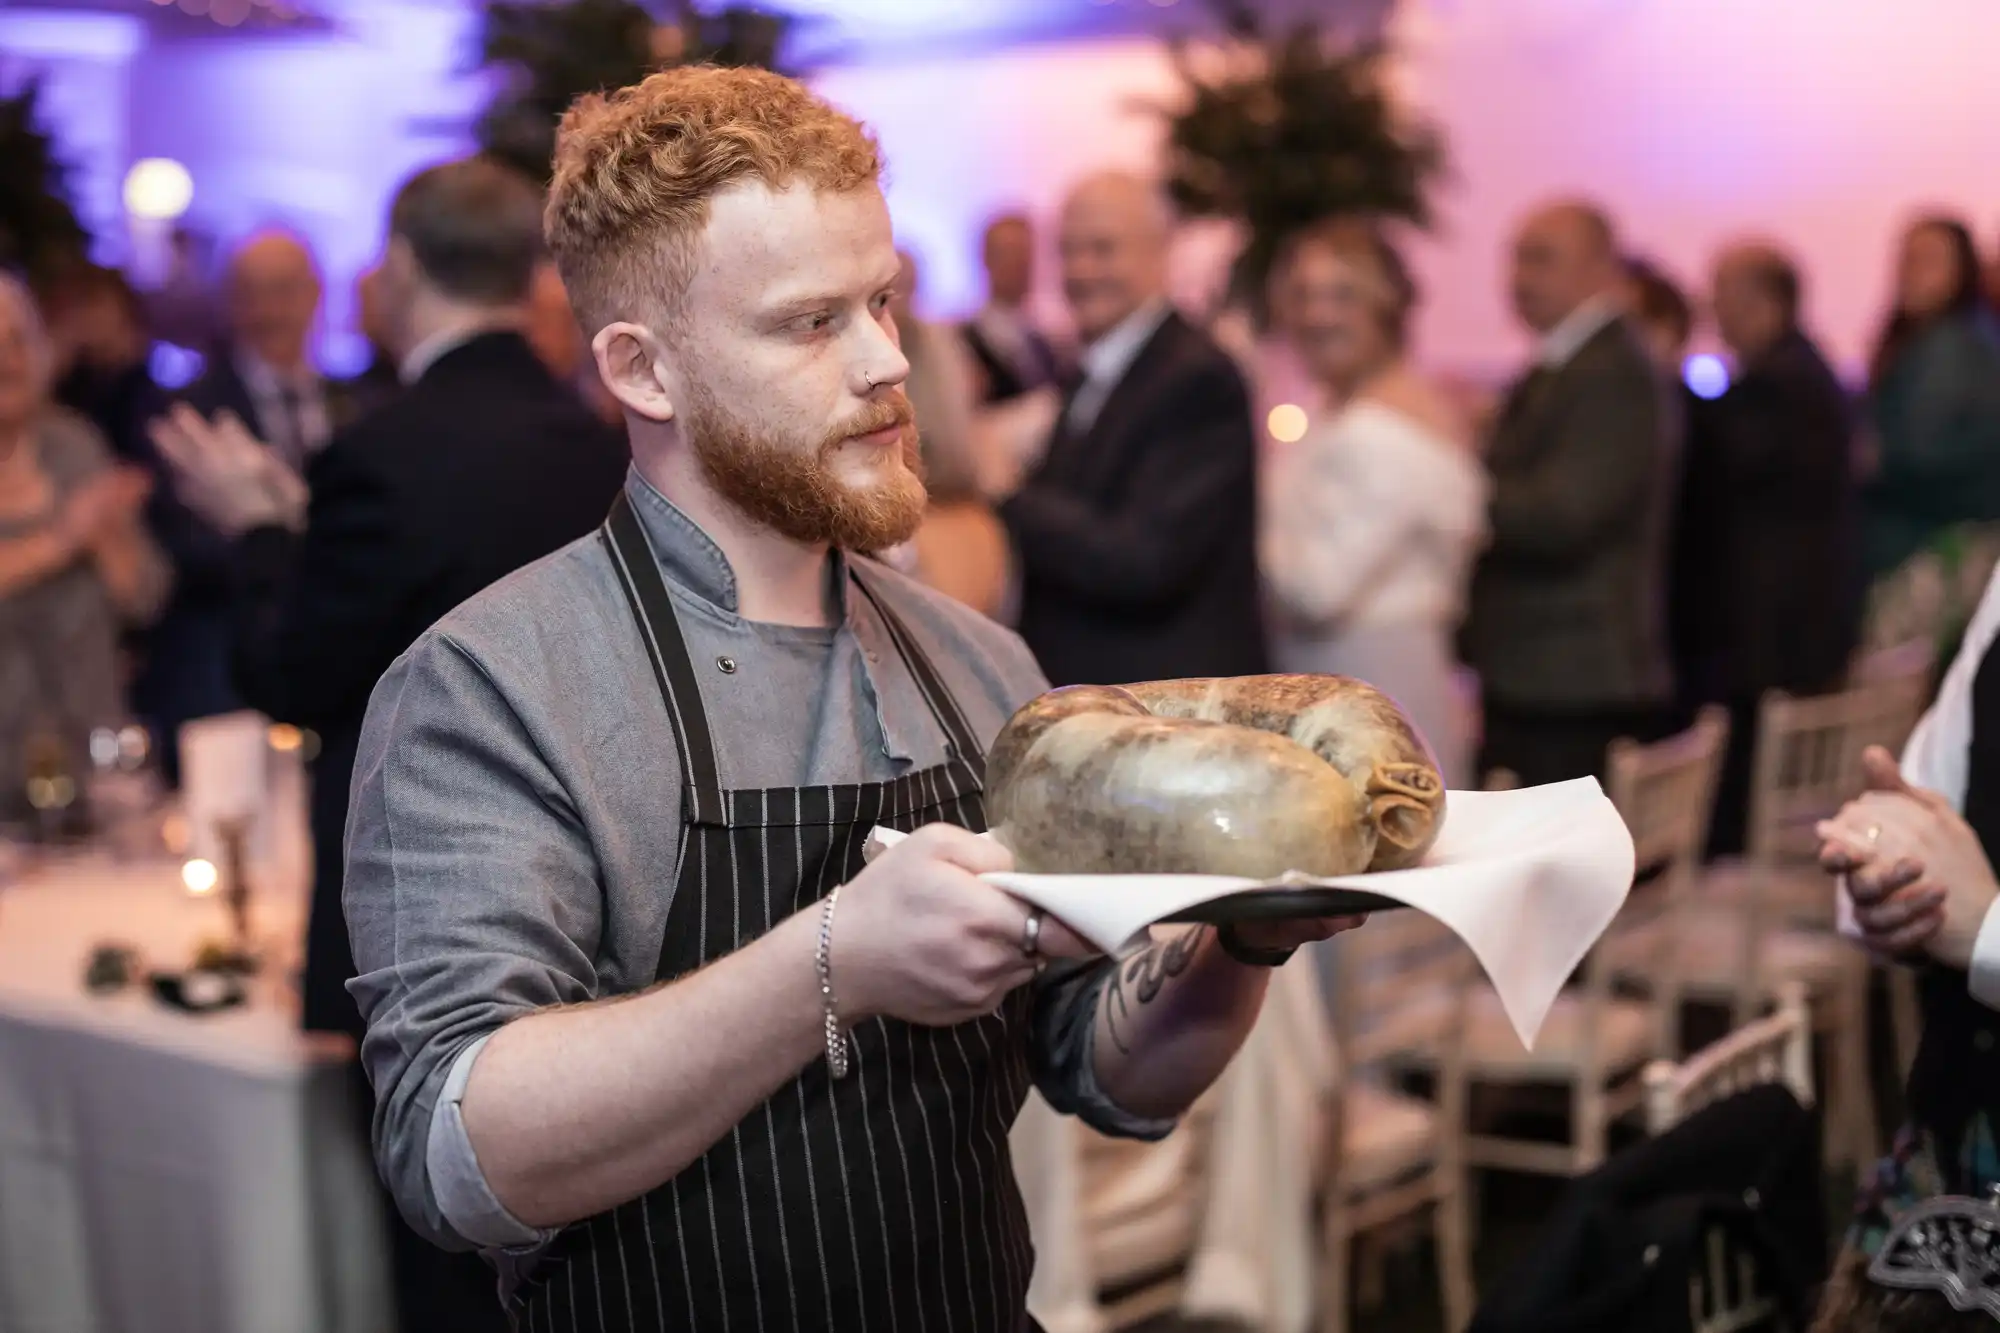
[1700,696,1761,859]
[1479,701,1674,790]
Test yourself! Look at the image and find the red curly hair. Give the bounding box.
[545,65,882,339]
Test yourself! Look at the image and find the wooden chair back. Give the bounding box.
[1643,983,1815,1134]
[1593,707,1731,1054]
[1748,656,1932,874]
[1641,984,1814,1333]
[1324,911,1478,1333]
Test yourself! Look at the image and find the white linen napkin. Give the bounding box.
[864,779,1635,1050]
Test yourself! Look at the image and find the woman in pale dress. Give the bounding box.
[1261,221,1488,787]
[0,273,169,827]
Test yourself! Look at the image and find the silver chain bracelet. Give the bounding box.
[816,885,850,1079]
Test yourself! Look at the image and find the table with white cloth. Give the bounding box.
[0,854,391,1333]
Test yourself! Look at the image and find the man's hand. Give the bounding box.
[1229,915,1367,954]
[1818,745,2000,969]
[148,404,307,537]
[832,823,1096,1027]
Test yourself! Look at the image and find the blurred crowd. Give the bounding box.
[6,163,2000,864]
[2,137,1999,1333]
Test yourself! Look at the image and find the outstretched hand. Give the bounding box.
[148,404,307,537]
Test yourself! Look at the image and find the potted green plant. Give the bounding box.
[0,79,91,285]
[475,0,792,185]
[1155,0,1445,322]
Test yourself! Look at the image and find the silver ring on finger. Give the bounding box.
[1021,908,1044,959]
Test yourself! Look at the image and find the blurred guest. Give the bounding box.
[188,231,358,469]
[1685,243,1862,855]
[346,263,402,416]
[523,257,584,381]
[999,171,1266,686]
[1623,255,1693,380]
[0,274,167,823]
[523,257,620,425]
[888,248,1010,617]
[1461,201,1678,786]
[1261,221,1487,787]
[1863,215,2000,582]
[1987,225,2000,313]
[893,249,985,499]
[140,233,365,774]
[1625,257,1719,732]
[1814,565,2000,1331]
[962,211,1060,404]
[150,156,627,1333]
[43,263,163,464]
[143,226,219,353]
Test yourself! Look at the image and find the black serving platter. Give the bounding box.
[1162,885,1409,924]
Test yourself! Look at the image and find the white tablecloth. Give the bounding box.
[0,856,390,1333]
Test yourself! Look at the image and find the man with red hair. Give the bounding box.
[343,67,1356,1330]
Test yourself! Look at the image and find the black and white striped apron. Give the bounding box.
[515,494,1040,1332]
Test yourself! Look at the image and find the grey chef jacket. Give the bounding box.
[342,467,1169,1282]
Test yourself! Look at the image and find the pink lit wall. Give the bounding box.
[122,4,490,371]
[20,1,2000,382]
[825,0,2000,381]
[1388,0,2000,380]
[814,39,1203,339]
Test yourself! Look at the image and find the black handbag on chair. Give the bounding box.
[1470,1084,1828,1333]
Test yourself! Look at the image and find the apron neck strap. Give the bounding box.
[849,568,983,762]
[602,492,728,822]
[601,492,986,819]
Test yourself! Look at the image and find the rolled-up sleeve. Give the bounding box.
[344,633,607,1251]
[1027,958,1177,1142]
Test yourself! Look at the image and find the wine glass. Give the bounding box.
[87,722,165,861]
[23,727,78,848]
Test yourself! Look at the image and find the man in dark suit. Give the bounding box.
[1462,201,1679,786]
[45,263,163,465]
[1681,242,1861,853]
[188,231,360,468]
[961,212,1060,404]
[152,156,628,1333]
[996,171,1266,687]
[139,232,363,779]
[345,262,405,419]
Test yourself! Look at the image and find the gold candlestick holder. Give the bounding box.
[202,817,260,975]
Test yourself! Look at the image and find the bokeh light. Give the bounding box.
[123,159,194,221]
[1267,403,1310,444]
[150,343,205,390]
[1683,353,1730,400]
[182,859,219,895]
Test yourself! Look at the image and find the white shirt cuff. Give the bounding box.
[1968,897,2000,1010]
[426,1033,558,1251]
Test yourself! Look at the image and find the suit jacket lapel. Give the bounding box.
[1492,319,1625,461]
[1065,313,1182,486]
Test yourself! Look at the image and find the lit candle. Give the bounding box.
[182,858,219,896]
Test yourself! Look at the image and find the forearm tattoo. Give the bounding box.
[1103,925,1210,1054]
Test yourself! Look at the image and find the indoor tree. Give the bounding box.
[1156,0,1445,320]
[475,0,791,185]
